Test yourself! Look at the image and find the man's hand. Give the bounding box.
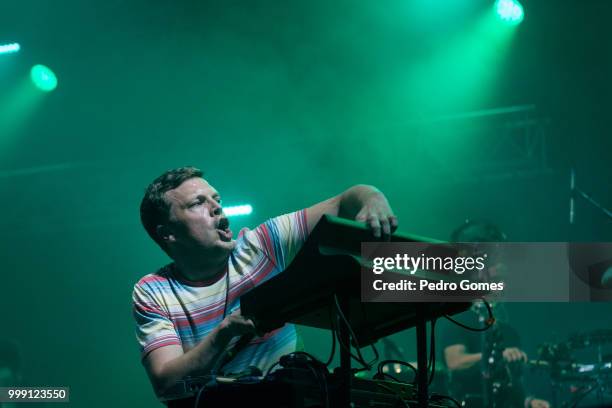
[502,347,528,363]
[306,185,398,239]
[527,398,550,408]
[354,192,398,239]
[218,310,256,342]
[143,309,256,398]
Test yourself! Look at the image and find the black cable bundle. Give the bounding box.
[265,351,331,408]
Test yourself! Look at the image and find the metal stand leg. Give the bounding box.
[338,294,352,408]
[416,304,429,407]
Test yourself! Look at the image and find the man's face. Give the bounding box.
[163,178,234,255]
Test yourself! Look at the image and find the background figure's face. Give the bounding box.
[477,242,507,282]
[164,177,235,256]
[458,242,507,282]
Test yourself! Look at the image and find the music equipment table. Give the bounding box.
[241,215,473,407]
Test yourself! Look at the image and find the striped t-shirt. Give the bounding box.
[132,209,308,381]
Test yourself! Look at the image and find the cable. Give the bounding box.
[444,298,495,332]
[369,341,380,368]
[352,341,380,374]
[329,300,366,368]
[333,324,366,368]
[264,360,281,379]
[334,294,367,364]
[380,372,404,383]
[333,294,381,369]
[429,393,462,408]
[375,383,410,408]
[333,295,371,369]
[193,380,209,408]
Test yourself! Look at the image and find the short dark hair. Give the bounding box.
[140,166,204,255]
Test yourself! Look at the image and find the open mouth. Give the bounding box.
[216,218,232,242]
[217,228,233,242]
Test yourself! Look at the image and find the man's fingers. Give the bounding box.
[389,215,399,232]
[504,348,528,363]
[534,400,550,408]
[380,217,391,240]
[368,216,382,238]
[237,318,256,335]
[357,212,398,240]
[504,348,519,362]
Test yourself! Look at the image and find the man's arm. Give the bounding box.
[143,310,255,398]
[306,184,398,238]
[143,184,396,397]
[444,344,483,371]
[444,344,528,371]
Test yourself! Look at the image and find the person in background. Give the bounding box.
[440,221,550,408]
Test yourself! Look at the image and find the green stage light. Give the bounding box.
[224,204,253,217]
[495,0,524,25]
[0,43,20,55]
[30,64,57,92]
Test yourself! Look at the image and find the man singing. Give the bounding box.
[132,166,397,401]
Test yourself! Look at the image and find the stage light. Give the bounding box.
[495,0,524,25]
[224,204,253,217]
[0,42,20,55]
[30,64,57,92]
